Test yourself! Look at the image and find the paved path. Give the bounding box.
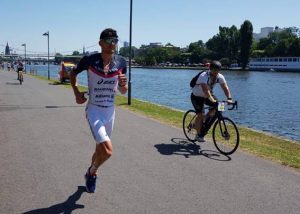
[0,71,299,214]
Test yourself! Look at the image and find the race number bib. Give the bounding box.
[218,102,225,111]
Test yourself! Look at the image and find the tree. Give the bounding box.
[253,27,300,57]
[119,46,138,58]
[132,44,182,65]
[288,38,300,56]
[205,26,239,62]
[188,40,205,63]
[54,53,63,64]
[240,20,253,69]
[72,51,80,55]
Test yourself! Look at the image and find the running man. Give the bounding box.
[70,28,127,193]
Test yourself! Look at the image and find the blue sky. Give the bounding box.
[1,0,299,55]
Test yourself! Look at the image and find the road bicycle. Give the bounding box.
[183,101,239,155]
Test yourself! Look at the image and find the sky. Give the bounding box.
[1,0,299,55]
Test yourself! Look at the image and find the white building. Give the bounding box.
[253,26,283,41]
[123,41,129,48]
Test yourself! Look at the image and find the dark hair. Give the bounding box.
[210,60,222,70]
[100,28,118,40]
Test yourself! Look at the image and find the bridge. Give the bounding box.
[1,53,56,58]
[0,53,83,63]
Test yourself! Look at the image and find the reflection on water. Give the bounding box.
[28,65,300,141]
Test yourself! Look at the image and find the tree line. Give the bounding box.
[119,20,300,70]
[53,20,300,70]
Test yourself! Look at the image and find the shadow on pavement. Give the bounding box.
[154,138,231,161]
[22,186,86,214]
[49,82,70,86]
[45,105,83,109]
[0,105,83,112]
[199,149,231,161]
[154,138,201,158]
[6,82,21,85]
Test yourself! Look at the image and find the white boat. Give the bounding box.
[249,57,300,72]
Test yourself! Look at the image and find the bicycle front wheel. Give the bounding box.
[212,117,239,155]
[182,110,197,142]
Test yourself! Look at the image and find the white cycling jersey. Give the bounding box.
[192,71,226,97]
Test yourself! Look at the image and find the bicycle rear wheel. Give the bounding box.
[183,110,197,142]
[212,117,239,155]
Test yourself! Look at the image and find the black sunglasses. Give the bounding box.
[103,38,119,45]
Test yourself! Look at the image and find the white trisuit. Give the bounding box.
[73,53,127,143]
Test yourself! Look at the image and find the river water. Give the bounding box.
[27,65,300,141]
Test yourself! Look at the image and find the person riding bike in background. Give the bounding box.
[190,60,233,142]
[16,61,24,80]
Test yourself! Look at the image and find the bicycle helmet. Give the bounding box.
[210,60,222,71]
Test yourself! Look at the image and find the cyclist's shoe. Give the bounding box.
[195,134,205,142]
[85,167,97,193]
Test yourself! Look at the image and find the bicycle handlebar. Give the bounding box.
[214,100,238,111]
[226,101,238,110]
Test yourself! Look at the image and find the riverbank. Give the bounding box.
[29,74,300,170]
[24,64,300,140]
[132,65,244,71]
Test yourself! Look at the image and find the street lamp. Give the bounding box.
[128,0,133,105]
[42,31,50,80]
[21,43,26,73]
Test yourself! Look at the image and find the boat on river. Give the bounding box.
[249,57,300,72]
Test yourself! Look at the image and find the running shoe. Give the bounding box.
[85,167,97,193]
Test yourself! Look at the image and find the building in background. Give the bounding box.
[140,42,164,49]
[149,42,163,48]
[5,43,10,55]
[253,26,283,41]
[123,41,129,48]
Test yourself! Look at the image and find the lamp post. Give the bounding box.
[43,31,50,80]
[128,0,133,105]
[21,43,26,73]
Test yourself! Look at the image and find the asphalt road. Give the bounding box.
[0,71,299,214]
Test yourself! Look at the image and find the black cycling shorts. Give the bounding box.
[191,93,217,113]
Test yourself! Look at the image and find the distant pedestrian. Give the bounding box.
[70,28,127,193]
[7,62,11,71]
[11,62,15,72]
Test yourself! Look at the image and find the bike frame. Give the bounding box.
[201,101,237,136]
[183,101,239,155]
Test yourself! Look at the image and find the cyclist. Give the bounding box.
[191,60,233,142]
[16,61,24,81]
[70,28,127,193]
